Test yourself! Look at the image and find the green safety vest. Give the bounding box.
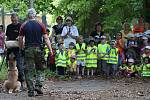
[141,64,150,77]
[86,46,97,68]
[98,43,110,60]
[107,48,118,64]
[55,50,67,67]
[67,49,76,65]
[76,43,86,61]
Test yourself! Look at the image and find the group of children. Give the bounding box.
[45,32,150,79]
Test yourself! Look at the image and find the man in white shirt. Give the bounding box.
[61,16,79,48]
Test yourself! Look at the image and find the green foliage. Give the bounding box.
[1,0,147,35]
[53,0,145,34]
[0,63,8,80]
[34,0,55,14]
[101,0,143,33]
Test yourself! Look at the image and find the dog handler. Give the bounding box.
[19,8,53,97]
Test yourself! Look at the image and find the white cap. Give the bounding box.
[145,46,150,49]
[66,16,73,22]
[100,35,106,39]
[144,30,150,35]
[128,58,134,63]
[27,8,36,17]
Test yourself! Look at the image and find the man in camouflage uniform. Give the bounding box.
[19,8,53,97]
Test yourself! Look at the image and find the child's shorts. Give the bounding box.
[70,67,77,72]
[77,60,85,67]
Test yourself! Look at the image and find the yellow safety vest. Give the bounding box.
[76,43,86,61]
[67,49,76,65]
[86,46,97,68]
[55,50,67,67]
[141,64,150,76]
[98,43,110,60]
[107,48,118,64]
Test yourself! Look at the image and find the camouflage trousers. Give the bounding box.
[24,47,46,92]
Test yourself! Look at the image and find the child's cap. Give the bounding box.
[128,58,134,63]
[135,33,143,38]
[58,42,63,47]
[94,35,100,39]
[144,30,150,35]
[89,38,95,43]
[100,35,106,39]
[110,40,116,44]
[145,46,150,49]
[69,42,75,46]
[143,56,149,61]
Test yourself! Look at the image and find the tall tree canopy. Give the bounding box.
[0,0,149,35]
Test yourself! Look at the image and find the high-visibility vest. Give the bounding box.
[141,64,150,77]
[55,50,67,67]
[76,43,86,61]
[107,48,118,64]
[67,49,76,65]
[98,43,110,60]
[67,49,76,58]
[86,46,97,68]
[125,65,137,73]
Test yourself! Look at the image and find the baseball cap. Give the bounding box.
[128,58,134,63]
[145,46,150,49]
[100,35,106,39]
[144,30,150,35]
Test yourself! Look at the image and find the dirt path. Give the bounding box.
[0,78,150,100]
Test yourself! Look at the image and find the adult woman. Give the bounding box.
[51,16,65,43]
[90,22,104,38]
[121,22,132,40]
[61,16,79,48]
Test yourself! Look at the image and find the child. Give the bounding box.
[120,58,138,78]
[68,55,77,77]
[125,34,139,64]
[107,40,119,76]
[67,42,76,61]
[47,43,56,72]
[76,36,86,77]
[98,35,110,76]
[86,38,97,76]
[140,57,150,77]
[67,42,76,75]
[142,46,150,58]
[55,42,67,75]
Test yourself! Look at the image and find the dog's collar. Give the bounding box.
[8,69,17,71]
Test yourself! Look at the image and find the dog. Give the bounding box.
[3,53,21,93]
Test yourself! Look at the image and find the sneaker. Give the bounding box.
[28,91,34,97]
[35,87,43,96]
